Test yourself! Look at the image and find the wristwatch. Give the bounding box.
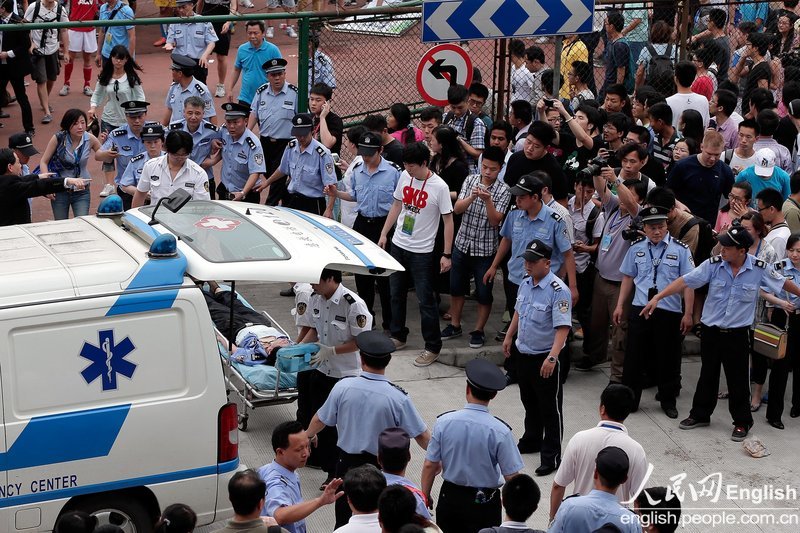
[547,356,557,363]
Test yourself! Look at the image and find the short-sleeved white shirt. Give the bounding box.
[554,421,649,504]
[391,171,453,253]
[136,155,211,204]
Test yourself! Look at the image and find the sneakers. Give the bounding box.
[678,417,710,430]
[390,337,406,350]
[286,26,298,38]
[58,85,70,96]
[413,349,439,367]
[99,183,115,197]
[240,0,254,7]
[441,324,462,340]
[41,114,52,124]
[215,84,226,98]
[731,425,750,442]
[494,324,509,342]
[153,37,167,47]
[266,26,274,38]
[469,330,485,349]
[83,86,93,96]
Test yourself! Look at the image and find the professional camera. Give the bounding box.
[779,49,800,70]
[622,216,645,241]
[576,156,609,180]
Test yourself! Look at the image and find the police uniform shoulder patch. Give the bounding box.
[437,410,456,418]
[169,122,183,130]
[389,161,403,171]
[775,261,785,270]
[245,137,257,150]
[111,129,126,137]
[205,122,219,131]
[194,83,206,95]
[343,293,356,305]
[755,259,766,268]
[296,302,307,315]
[631,235,646,245]
[675,239,690,249]
[255,83,269,94]
[550,212,562,222]
[550,281,562,291]
[710,255,723,263]
[388,381,408,395]
[288,83,298,92]
[316,146,325,157]
[353,160,363,168]
[494,416,513,431]
[130,153,145,163]
[288,139,297,148]
[356,315,367,328]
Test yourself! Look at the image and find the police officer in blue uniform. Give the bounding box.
[162,54,217,126]
[165,0,218,84]
[260,113,337,216]
[502,239,572,474]
[97,100,149,208]
[305,330,430,529]
[326,132,401,331]
[422,358,524,533]
[118,123,165,208]
[249,57,298,206]
[614,206,695,419]
[169,95,221,199]
[207,101,266,203]
[643,225,800,441]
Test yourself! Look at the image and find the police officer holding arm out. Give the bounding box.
[613,206,695,419]
[642,225,800,441]
[502,239,572,476]
[421,358,523,533]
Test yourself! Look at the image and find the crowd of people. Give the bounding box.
[4,1,800,532]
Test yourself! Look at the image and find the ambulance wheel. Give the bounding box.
[238,414,249,431]
[74,495,153,533]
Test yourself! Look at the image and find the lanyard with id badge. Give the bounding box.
[648,241,668,300]
[600,209,628,252]
[401,173,429,236]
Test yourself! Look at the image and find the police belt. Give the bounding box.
[290,191,325,200]
[441,480,501,497]
[261,136,292,143]
[356,213,387,224]
[337,449,378,468]
[599,276,622,286]
[705,325,750,334]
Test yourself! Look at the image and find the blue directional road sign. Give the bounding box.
[422,0,594,43]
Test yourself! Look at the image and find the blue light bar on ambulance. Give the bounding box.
[147,234,178,259]
[96,195,125,217]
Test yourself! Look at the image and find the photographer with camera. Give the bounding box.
[597,113,629,170]
[614,206,695,419]
[576,161,647,380]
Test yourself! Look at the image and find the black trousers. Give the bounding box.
[296,370,339,474]
[353,213,391,330]
[286,192,326,215]
[751,311,800,421]
[333,450,379,529]
[502,274,519,377]
[216,182,260,204]
[192,64,209,85]
[436,480,502,533]
[260,136,290,206]
[514,343,563,468]
[623,305,683,409]
[575,265,596,334]
[117,186,134,211]
[689,325,752,427]
[0,71,34,132]
[204,290,271,343]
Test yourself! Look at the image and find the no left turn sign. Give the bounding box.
[416,44,474,107]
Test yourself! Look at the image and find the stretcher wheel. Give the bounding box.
[238,414,249,431]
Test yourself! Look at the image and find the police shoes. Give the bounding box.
[661,403,679,419]
[678,417,710,430]
[535,463,558,476]
[731,425,750,442]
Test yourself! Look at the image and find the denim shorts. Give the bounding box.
[449,246,494,305]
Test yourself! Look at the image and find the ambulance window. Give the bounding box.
[143,201,289,262]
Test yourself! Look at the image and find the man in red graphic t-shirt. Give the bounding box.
[60,0,99,97]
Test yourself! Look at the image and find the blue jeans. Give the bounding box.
[51,187,90,220]
[389,243,442,353]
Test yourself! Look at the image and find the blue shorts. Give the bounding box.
[450,246,494,305]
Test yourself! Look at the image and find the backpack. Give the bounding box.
[30,1,64,52]
[609,37,635,94]
[645,43,675,89]
[723,148,734,165]
[678,216,717,264]
[443,110,477,142]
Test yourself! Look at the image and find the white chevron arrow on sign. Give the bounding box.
[424,2,461,42]
[560,0,593,33]
[469,0,504,39]
[514,0,549,36]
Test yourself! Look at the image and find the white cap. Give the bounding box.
[754,148,776,177]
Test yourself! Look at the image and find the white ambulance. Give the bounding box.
[0,193,402,533]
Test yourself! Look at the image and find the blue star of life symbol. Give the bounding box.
[79,330,137,391]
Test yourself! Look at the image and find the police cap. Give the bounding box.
[222,102,251,119]
[595,446,630,486]
[509,173,543,197]
[262,57,288,74]
[120,101,150,115]
[465,358,506,393]
[640,205,669,225]
[378,427,411,455]
[170,53,197,72]
[356,330,395,358]
[141,123,165,140]
[357,132,382,156]
[291,113,314,136]
[717,225,754,250]
[521,239,552,261]
[9,133,38,156]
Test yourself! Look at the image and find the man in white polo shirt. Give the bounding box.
[548,384,648,522]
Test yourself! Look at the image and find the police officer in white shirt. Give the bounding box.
[132,129,210,207]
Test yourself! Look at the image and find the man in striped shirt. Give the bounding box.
[648,102,681,169]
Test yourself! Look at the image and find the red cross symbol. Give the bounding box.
[194,216,242,231]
